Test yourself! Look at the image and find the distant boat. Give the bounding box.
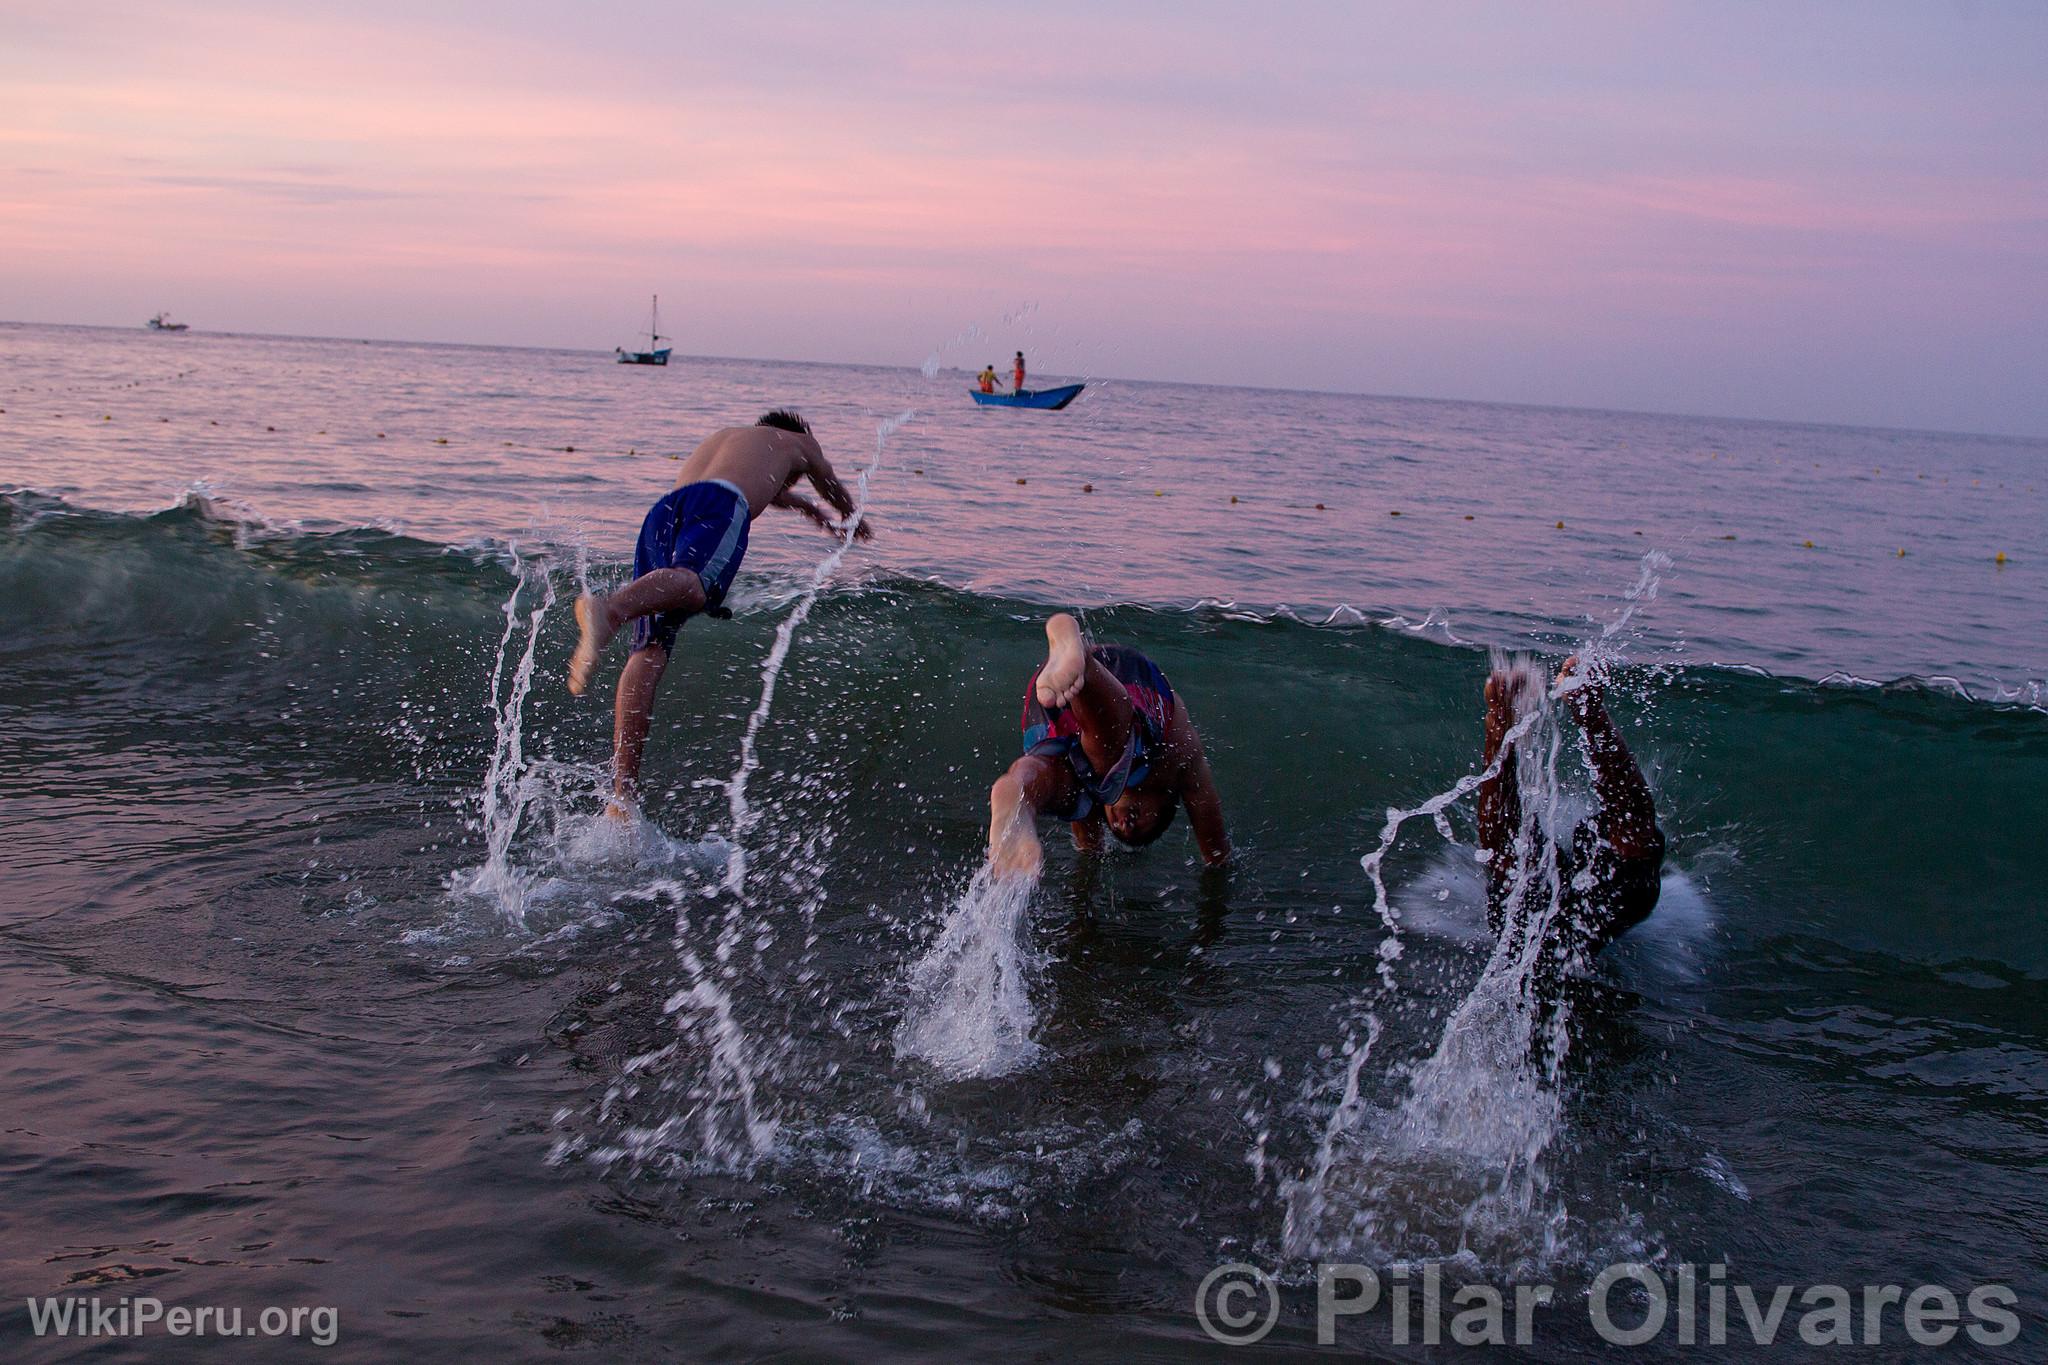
[615,294,671,366]
[146,312,189,332]
[969,382,1085,410]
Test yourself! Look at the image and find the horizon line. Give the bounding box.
[3,315,2042,446]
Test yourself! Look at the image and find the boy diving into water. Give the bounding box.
[567,411,872,806]
[1477,655,1664,977]
[988,613,1230,877]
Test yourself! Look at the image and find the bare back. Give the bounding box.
[674,427,819,516]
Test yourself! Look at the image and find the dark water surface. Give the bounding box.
[2,326,2045,1360]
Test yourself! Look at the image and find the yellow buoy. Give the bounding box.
[1084,483,1094,493]
[1555,520,1565,529]
[1016,477,1027,485]
[1897,548,1907,557]
[1463,514,1474,521]
[434,437,449,445]
[1803,539,1815,548]
[1995,551,2008,564]
[1228,494,1236,503]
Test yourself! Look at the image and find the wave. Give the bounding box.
[5,489,2043,712]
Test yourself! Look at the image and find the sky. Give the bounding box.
[3,0,2045,435]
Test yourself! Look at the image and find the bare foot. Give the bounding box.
[603,796,635,823]
[1034,613,1088,709]
[568,593,616,696]
[1554,653,1600,717]
[1483,667,1533,764]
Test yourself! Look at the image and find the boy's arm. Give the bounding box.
[801,442,874,539]
[1173,724,1230,866]
[770,486,840,534]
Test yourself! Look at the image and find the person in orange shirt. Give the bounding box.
[1012,351,1027,393]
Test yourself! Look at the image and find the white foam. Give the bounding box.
[895,866,1045,1079]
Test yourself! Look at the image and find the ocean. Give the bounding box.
[2,320,2044,1359]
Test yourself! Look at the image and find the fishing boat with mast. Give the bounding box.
[145,312,189,333]
[615,295,671,366]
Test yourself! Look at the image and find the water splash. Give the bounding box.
[1285,659,1573,1267]
[719,409,909,895]
[640,408,909,1168]
[1285,552,1676,1269]
[452,549,557,922]
[895,866,1045,1079]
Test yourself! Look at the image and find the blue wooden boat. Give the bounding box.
[616,294,671,366]
[969,382,1084,410]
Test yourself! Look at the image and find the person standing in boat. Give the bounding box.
[978,364,1000,395]
[1012,352,1027,393]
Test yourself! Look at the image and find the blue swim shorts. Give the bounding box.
[629,479,751,652]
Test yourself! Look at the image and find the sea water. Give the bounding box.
[3,322,2044,1359]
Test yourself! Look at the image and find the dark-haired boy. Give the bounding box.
[569,411,873,806]
[988,613,1230,877]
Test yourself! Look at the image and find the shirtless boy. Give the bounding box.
[568,411,872,805]
[988,613,1229,877]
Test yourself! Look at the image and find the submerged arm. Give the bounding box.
[1179,744,1231,867]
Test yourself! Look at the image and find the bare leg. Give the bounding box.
[610,644,671,808]
[1477,669,1528,939]
[569,568,707,695]
[1557,656,1660,859]
[989,754,1071,879]
[1033,614,1135,782]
